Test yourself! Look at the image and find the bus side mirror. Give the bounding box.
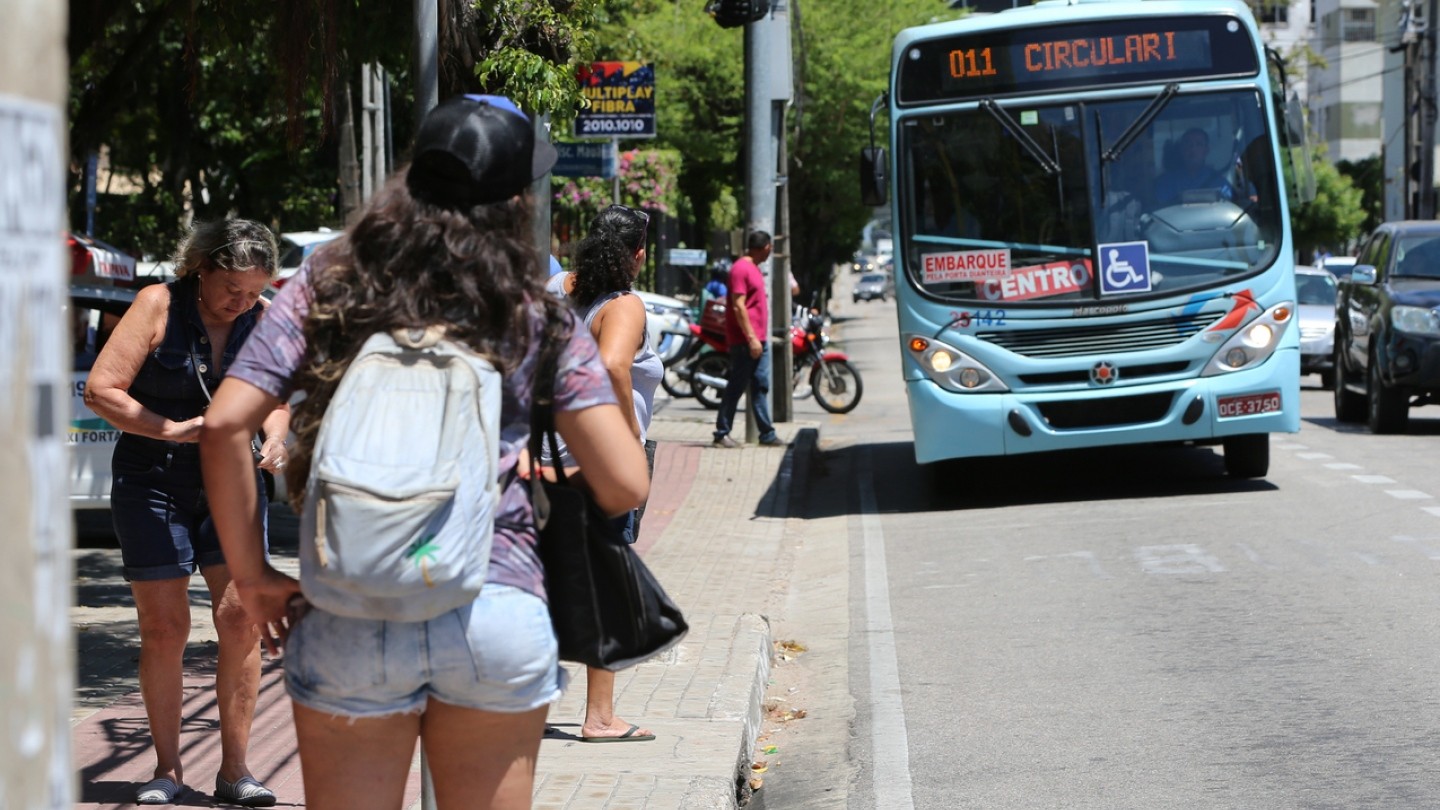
[860,147,887,207]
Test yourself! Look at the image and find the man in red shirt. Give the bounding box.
[713,231,782,447]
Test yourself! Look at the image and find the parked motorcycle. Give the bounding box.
[790,310,863,414]
[662,298,729,406]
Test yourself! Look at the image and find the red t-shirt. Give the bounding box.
[725,255,769,348]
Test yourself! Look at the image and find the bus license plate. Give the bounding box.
[1217,392,1282,418]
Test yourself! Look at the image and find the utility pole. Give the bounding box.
[1421,0,1439,219]
[0,1,72,807]
[414,0,439,126]
[744,0,794,437]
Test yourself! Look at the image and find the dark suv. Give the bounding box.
[1334,220,1440,432]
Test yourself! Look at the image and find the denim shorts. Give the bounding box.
[111,444,269,582]
[283,584,566,718]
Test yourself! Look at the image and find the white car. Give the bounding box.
[1296,266,1338,389]
[275,229,340,288]
[69,285,135,509]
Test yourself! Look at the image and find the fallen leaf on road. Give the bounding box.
[751,761,768,773]
[776,639,808,654]
[762,745,779,755]
[749,777,764,791]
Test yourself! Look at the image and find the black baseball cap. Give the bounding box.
[407,94,559,208]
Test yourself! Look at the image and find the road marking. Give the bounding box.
[1274,442,1308,450]
[1386,490,1432,500]
[1135,544,1226,574]
[1353,552,1383,566]
[1235,542,1279,570]
[1295,452,1333,460]
[1024,551,1111,578]
[1324,462,1363,470]
[858,453,915,810]
[1352,474,1398,484]
[1424,507,1440,519]
[1393,535,1440,560]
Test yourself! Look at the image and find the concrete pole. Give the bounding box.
[0,0,73,807]
[414,0,439,125]
[1420,0,1439,219]
[744,1,793,440]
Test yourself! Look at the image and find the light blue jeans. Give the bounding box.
[283,584,566,718]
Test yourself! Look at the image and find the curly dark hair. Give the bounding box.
[572,204,647,308]
[284,171,572,509]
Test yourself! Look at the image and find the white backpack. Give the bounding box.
[299,326,502,621]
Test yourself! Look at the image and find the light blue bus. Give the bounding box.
[859,0,1314,478]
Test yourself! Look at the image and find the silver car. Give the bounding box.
[1296,266,1338,389]
[853,272,891,303]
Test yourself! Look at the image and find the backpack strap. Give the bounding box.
[391,325,448,350]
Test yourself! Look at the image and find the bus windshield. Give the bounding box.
[901,89,1282,305]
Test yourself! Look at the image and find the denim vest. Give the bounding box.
[114,275,263,462]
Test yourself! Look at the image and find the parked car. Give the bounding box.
[69,284,290,509]
[1333,221,1440,432]
[1295,266,1338,389]
[69,284,135,509]
[853,272,891,303]
[1319,255,1357,279]
[274,229,340,288]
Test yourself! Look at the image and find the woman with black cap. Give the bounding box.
[198,95,649,809]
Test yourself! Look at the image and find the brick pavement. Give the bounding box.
[70,403,816,809]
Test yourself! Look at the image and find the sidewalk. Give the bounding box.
[70,402,817,809]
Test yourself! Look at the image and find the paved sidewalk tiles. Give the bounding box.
[70,410,816,809]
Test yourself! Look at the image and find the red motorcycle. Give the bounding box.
[790,310,863,414]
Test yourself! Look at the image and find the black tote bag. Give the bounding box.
[528,344,688,671]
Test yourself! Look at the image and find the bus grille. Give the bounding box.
[1037,393,1175,429]
[977,313,1222,358]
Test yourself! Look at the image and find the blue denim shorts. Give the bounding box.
[283,584,566,718]
[111,444,269,582]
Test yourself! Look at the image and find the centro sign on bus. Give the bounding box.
[574,61,655,139]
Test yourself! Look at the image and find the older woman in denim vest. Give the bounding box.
[84,219,290,806]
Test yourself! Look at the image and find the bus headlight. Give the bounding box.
[1201,301,1293,376]
[906,333,1009,392]
[1392,305,1440,336]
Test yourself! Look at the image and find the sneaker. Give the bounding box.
[759,435,784,447]
[713,435,740,448]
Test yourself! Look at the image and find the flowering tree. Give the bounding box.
[552,147,682,223]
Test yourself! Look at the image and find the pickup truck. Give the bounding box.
[1333,220,1440,433]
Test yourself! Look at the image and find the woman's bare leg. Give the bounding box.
[131,578,193,785]
[581,668,652,739]
[292,703,420,810]
[201,564,263,784]
[421,700,548,810]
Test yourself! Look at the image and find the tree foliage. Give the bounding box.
[1291,150,1368,260]
[1335,156,1383,239]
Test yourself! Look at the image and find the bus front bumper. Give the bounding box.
[905,350,1301,465]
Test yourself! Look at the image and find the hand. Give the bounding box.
[256,435,289,473]
[167,416,205,443]
[748,336,763,359]
[233,565,305,655]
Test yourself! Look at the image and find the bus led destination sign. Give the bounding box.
[899,16,1258,102]
[950,32,1181,81]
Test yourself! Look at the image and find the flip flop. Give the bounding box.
[580,723,656,743]
[215,775,277,807]
[136,777,183,805]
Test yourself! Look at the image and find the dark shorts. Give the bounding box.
[110,443,269,582]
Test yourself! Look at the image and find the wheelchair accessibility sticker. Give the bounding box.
[1098,241,1151,295]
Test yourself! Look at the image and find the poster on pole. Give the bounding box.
[574,62,655,140]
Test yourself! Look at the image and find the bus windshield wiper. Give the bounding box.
[1101,83,1178,164]
[979,99,1061,176]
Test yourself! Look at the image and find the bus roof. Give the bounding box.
[895,0,1254,49]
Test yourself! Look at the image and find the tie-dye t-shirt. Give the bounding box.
[226,264,617,601]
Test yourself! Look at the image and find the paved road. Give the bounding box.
[759,274,1440,809]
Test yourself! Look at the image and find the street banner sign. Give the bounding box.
[553,141,618,178]
[575,62,655,139]
[668,248,708,266]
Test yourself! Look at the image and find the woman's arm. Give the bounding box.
[84,284,204,442]
[199,377,302,651]
[591,293,647,439]
[255,402,291,472]
[557,403,649,517]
